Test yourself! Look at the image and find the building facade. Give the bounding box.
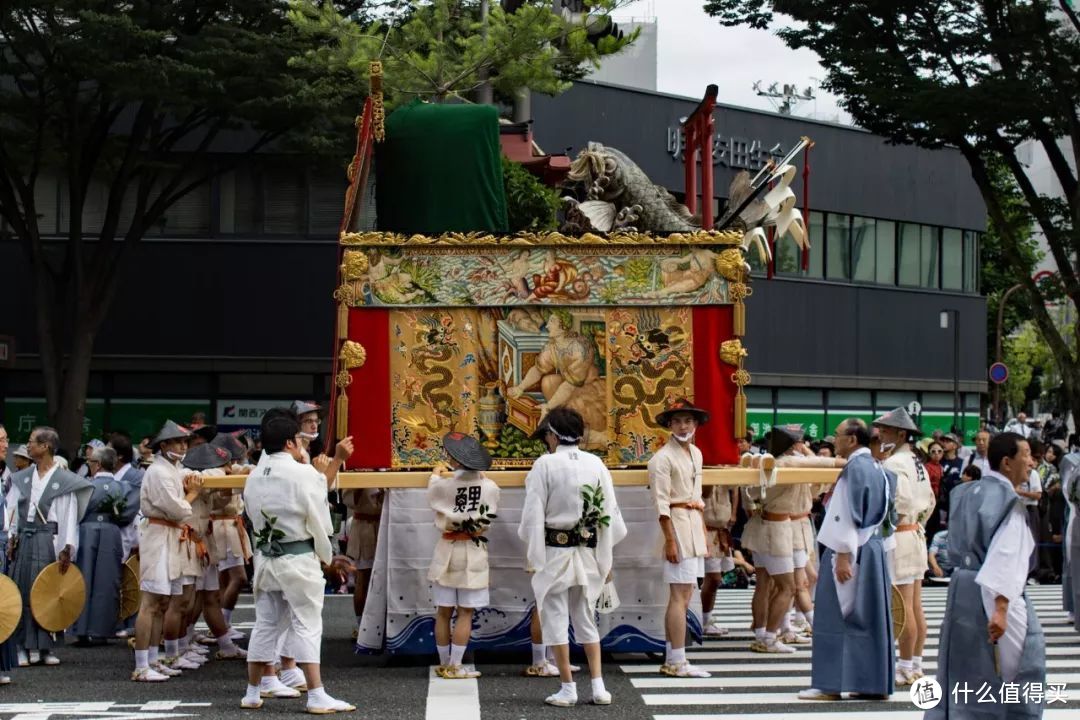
[1,80,987,444]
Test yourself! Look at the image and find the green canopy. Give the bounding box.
[376,100,508,234]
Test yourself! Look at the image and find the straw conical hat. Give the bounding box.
[31,562,86,632]
[891,585,906,637]
[873,407,922,436]
[0,574,23,644]
[117,559,140,621]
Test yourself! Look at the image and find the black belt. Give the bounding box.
[19,521,58,535]
[545,526,597,549]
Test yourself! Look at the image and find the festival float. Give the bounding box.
[318,65,831,654]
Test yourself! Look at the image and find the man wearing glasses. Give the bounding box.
[5,427,93,667]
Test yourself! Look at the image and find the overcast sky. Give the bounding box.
[613,0,849,123]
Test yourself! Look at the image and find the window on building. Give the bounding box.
[851,216,896,285]
[828,390,872,409]
[875,391,917,412]
[899,223,939,289]
[747,387,774,407]
[263,167,307,235]
[309,169,347,238]
[775,210,824,278]
[826,212,850,280]
[963,230,979,292]
[941,228,963,290]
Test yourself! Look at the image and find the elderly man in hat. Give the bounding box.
[131,420,205,682]
[4,426,93,667]
[73,446,138,645]
[799,419,896,701]
[241,408,355,713]
[427,432,500,679]
[744,426,843,653]
[873,408,935,687]
[519,407,626,707]
[927,432,1046,719]
[647,399,712,677]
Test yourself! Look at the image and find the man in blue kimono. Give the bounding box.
[799,418,896,701]
[1060,448,1079,629]
[4,427,93,666]
[927,432,1046,719]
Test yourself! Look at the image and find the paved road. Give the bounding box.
[0,586,1076,719]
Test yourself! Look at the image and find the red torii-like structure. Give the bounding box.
[681,84,718,230]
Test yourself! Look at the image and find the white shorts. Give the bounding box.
[140,548,196,596]
[664,556,705,585]
[432,582,489,609]
[793,550,809,569]
[540,585,599,646]
[196,564,220,592]
[705,557,735,574]
[894,574,921,586]
[218,548,246,571]
[754,552,795,576]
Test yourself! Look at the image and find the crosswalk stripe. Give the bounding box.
[620,658,1080,674]
[682,645,1080,659]
[641,691,917,705]
[425,665,480,720]
[651,711,1079,720]
[631,673,1080,689]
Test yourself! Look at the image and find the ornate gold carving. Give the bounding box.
[370,61,385,142]
[336,369,353,389]
[719,339,747,367]
[714,248,748,282]
[732,369,752,386]
[333,283,356,305]
[339,229,745,247]
[341,250,370,280]
[340,341,367,370]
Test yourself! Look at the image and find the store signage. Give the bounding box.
[216,399,289,426]
[666,125,787,171]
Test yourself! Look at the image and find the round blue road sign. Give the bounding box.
[989,362,1009,384]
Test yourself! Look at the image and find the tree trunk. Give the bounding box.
[54,333,95,456]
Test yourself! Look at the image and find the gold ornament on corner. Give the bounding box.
[719,339,747,367]
[714,248,748,282]
[340,341,367,370]
[336,369,353,389]
[341,250,370,280]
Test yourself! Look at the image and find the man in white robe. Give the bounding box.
[519,408,627,707]
[241,409,355,714]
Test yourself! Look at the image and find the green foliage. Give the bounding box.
[1002,322,1054,411]
[98,492,129,524]
[289,0,640,106]
[494,424,546,458]
[451,503,498,546]
[703,0,1080,420]
[575,481,610,540]
[503,156,560,232]
[254,510,287,555]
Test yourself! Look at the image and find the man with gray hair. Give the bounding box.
[73,446,138,644]
[4,427,93,666]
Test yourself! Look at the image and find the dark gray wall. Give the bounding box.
[532,82,986,231]
[0,239,986,385]
[744,278,986,384]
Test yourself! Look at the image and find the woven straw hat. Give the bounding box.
[31,562,86,632]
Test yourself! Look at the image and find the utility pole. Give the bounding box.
[994,283,1025,426]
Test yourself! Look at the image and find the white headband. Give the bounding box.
[551,429,582,443]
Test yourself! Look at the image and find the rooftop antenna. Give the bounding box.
[754,80,816,115]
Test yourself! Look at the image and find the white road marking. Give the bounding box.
[620,658,1080,673]
[631,673,1080,689]
[425,665,480,720]
[652,711,1079,720]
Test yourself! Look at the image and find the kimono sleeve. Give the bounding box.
[817,477,859,555]
[647,451,673,516]
[518,464,548,573]
[975,507,1030,604]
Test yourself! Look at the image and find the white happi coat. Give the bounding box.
[647,437,708,560]
[518,445,627,613]
[140,455,199,581]
[884,445,935,580]
[244,451,334,632]
[427,470,500,590]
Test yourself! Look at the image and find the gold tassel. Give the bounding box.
[734,391,747,437]
[733,299,745,337]
[336,388,349,440]
[337,303,348,339]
